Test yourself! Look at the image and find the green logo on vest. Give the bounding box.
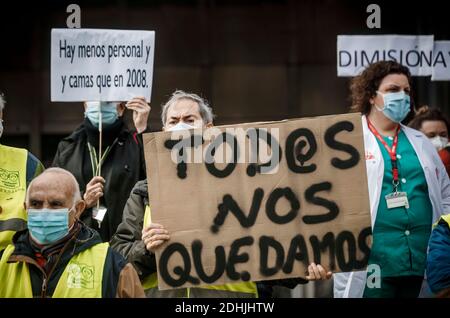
[66,262,95,289]
[0,168,21,192]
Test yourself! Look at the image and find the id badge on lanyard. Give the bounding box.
[385,191,409,209]
[367,119,409,209]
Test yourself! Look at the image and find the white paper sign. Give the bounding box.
[431,41,450,81]
[337,35,434,77]
[51,28,155,102]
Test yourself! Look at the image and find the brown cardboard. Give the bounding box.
[143,113,371,290]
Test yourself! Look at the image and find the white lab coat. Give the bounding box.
[333,115,450,298]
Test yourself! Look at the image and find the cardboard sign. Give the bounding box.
[51,28,155,102]
[143,113,372,290]
[431,41,450,81]
[337,35,436,77]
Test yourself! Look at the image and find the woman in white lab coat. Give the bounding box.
[334,61,450,298]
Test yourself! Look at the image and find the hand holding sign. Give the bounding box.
[126,96,151,133]
[83,176,105,208]
[142,223,170,253]
[306,263,332,281]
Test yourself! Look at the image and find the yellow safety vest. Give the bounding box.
[141,206,258,298]
[0,242,109,298]
[0,144,28,251]
[440,214,450,226]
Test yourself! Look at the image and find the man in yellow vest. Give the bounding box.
[0,93,44,251]
[111,90,332,297]
[0,167,145,297]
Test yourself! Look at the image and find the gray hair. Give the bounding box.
[161,90,214,126]
[26,168,82,205]
[0,93,5,112]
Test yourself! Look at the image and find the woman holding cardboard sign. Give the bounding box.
[334,61,450,298]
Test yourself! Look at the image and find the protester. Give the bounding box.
[0,93,44,251]
[427,214,450,297]
[408,106,450,176]
[0,168,144,297]
[333,61,450,298]
[408,105,450,150]
[52,98,150,242]
[111,90,332,298]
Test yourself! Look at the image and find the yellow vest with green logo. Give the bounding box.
[141,206,257,298]
[0,242,109,298]
[0,144,28,251]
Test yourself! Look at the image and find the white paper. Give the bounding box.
[337,35,435,77]
[431,41,450,81]
[51,28,155,102]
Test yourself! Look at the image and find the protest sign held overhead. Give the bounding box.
[51,28,155,102]
[143,113,372,290]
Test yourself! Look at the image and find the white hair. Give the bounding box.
[26,168,82,205]
[0,93,5,112]
[161,90,214,126]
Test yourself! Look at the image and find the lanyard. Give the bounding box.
[87,138,118,177]
[367,119,401,191]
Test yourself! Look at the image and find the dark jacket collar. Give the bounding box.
[9,221,103,262]
[63,118,129,148]
[83,117,125,148]
[132,179,148,197]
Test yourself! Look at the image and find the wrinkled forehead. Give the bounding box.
[167,99,201,118]
[28,173,74,201]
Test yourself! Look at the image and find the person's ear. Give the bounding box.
[205,122,213,128]
[74,200,86,220]
[369,92,377,106]
[117,103,126,117]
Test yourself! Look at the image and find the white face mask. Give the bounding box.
[429,136,449,151]
[167,122,196,132]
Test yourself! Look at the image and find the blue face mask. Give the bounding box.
[27,208,72,245]
[85,102,119,127]
[375,91,411,123]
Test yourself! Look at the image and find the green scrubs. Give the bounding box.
[363,130,432,298]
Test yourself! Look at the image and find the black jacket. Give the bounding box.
[52,118,147,242]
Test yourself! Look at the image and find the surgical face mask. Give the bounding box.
[85,102,119,128]
[429,136,449,151]
[27,208,73,245]
[167,122,197,132]
[375,91,411,123]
